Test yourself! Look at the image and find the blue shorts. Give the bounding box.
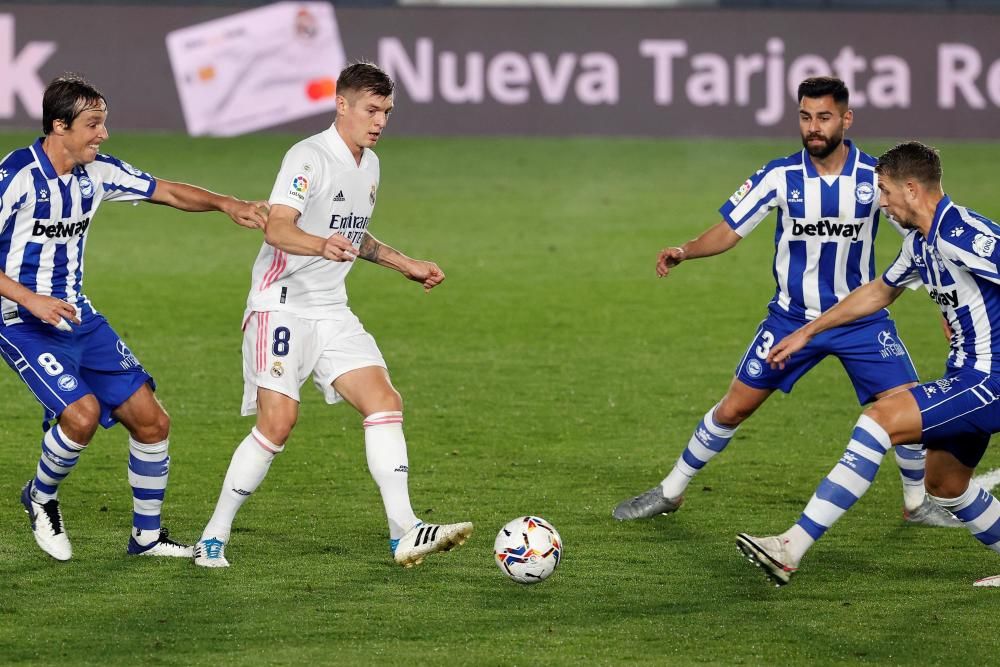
[0,314,154,430]
[910,368,1000,468]
[735,311,919,405]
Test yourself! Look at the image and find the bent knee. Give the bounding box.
[256,415,297,446]
[925,476,969,500]
[924,455,973,499]
[381,388,403,413]
[131,408,171,443]
[60,396,101,442]
[358,387,403,417]
[713,402,751,428]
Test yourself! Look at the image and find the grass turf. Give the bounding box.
[0,131,998,665]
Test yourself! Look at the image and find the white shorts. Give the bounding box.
[241,309,387,416]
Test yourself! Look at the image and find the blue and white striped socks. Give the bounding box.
[932,484,1000,553]
[895,444,929,511]
[128,437,169,547]
[30,425,85,503]
[661,404,738,500]
[781,414,890,565]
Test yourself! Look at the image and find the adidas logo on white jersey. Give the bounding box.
[333,190,345,202]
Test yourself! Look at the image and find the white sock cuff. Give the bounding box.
[856,414,892,450]
[51,424,86,451]
[929,483,979,510]
[705,404,738,437]
[129,437,169,458]
[363,411,404,428]
[251,427,283,454]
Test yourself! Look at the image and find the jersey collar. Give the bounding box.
[323,125,368,168]
[30,137,59,180]
[802,139,857,179]
[927,194,953,244]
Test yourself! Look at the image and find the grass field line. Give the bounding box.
[972,467,1000,492]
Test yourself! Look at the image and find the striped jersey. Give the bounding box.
[720,140,887,323]
[245,125,378,320]
[883,195,1000,374]
[0,138,156,326]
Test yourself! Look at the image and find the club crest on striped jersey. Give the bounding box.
[855,181,875,204]
[270,360,285,378]
[729,178,753,205]
[973,233,996,258]
[78,175,94,197]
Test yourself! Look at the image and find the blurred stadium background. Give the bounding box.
[2,1,1000,665]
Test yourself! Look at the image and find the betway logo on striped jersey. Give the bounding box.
[32,217,90,239]
[929,288,959,308]
[791,219,863,240]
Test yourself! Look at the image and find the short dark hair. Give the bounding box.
[42,74,106,135]
[797,77,849,106]
[336,62,393,98]
[876,141,943,187]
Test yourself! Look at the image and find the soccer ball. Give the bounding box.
[494,516,562,584]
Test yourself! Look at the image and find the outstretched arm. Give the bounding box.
[263,204,358,260]
[657,220,742,278]
[150,178,268,229]
[358,232,444,291]
[767,278,905,368]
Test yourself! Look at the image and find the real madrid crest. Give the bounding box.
[271,361,285,378]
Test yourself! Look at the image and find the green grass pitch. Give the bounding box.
[1,130,999,665]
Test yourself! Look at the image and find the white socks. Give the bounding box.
[364,411,418,540]
[201,412,420,544]
[201,427,283,543]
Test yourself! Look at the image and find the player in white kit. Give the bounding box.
[194,63,473,568]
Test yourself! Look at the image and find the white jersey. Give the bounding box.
[884,195,1000,374]
[0,138,156,326]
[246,126,379,320]
[719,140,888,323]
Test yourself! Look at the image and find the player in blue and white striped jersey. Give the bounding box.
[739,141,1000,587]
[614,78,957,528]
[1,74,267,561]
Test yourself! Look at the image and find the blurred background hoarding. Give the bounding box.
[2,1,999,138]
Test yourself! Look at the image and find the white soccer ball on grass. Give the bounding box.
[493,516,562,584]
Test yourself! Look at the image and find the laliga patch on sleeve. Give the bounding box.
[288,174,309,201]
[166,2,346,137]
[729,178,754,206]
